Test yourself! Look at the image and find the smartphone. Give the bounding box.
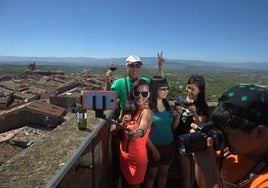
[83,90,117,110]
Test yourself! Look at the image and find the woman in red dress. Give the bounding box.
[119,79,153,188]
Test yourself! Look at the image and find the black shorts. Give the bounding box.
[147,142,175,168]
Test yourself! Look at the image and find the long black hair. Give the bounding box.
[149,76,170,112]
[187,73,206,105]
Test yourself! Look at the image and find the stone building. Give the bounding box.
[0,100,66,133]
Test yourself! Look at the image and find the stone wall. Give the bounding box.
[57,120,112,188]
[0,110,114,188]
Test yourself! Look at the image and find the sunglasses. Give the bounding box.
[133,90,149,98]
[158,87,169,91]
[127,63,141,68]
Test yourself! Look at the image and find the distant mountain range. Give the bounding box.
[0,56,267,71]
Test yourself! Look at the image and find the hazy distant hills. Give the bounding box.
[0,56,267,71]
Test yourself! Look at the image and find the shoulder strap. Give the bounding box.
[234,156,268,185]
[133,106,149,121]
[124,77,129,97]
[219,150,268,186]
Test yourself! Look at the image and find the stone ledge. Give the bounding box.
[0,110,105,187]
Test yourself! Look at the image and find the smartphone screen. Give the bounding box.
[83,90,117,110]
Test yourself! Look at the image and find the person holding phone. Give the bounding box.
[119,79,153,188]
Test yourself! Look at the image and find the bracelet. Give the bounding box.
[137,128,146,137]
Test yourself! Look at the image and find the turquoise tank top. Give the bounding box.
[149,109,174,145]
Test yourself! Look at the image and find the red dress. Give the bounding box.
[119,106,151,185]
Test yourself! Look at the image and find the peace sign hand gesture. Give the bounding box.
[157,51,165,78]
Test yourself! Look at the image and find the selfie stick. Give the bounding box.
[92,95,129,131]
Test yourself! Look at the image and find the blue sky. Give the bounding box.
[0,0,267,63]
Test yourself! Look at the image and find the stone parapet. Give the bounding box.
[0,110,113,188]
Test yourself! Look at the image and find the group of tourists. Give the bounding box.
[105,53,268,188]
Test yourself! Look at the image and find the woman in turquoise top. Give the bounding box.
[143,76,176,188]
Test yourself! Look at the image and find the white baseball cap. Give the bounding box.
[125,55,143,65]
